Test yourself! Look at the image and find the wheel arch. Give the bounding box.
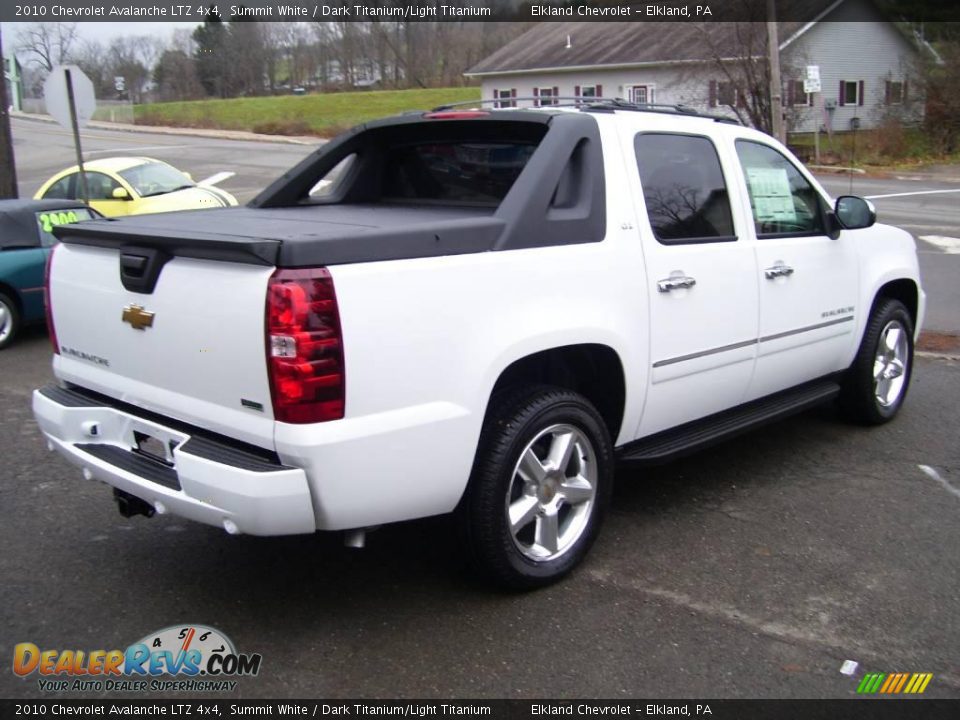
[486,343,627,444]
[870,278,919,332]
[0,281,24,313]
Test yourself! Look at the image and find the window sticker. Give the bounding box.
[745,167,797,223]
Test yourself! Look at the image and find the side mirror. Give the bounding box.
[112,187,130,200]
[834,195,876,230]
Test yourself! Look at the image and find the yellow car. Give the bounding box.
[34,157,238,217]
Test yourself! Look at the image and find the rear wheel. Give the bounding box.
[460,386,613,589]
[841,298,914,425]
[0,293,21,351]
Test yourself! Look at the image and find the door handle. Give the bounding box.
[764,262,795,279]
[657,275,697,293]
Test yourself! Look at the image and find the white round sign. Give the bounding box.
[43,65,96,130]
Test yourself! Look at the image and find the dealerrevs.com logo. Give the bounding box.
[13,625,262,693]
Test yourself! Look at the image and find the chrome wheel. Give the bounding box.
[505,423,597,562]
[0,300,10,343]
[874,320,909,407]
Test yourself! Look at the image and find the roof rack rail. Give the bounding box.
[429,97,742,125]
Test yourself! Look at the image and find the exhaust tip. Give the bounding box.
[113,489,155,519]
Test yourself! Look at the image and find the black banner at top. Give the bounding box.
[4,0,960,23]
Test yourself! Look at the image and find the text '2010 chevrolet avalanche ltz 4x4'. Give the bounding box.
[33,100,924,588]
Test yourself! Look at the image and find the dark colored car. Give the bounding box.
[0,199,98,350]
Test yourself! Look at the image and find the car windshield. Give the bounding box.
[118,162,194,198]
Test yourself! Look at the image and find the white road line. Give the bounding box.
[918,465,960,501]
[866,189,960,200]
[919,236,960,254]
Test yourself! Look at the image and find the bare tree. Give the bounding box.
[0,30,19,198]
[16,22,79,71]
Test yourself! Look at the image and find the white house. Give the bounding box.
[465,0,926,133]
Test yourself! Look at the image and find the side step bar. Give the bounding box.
[617,379,841,466]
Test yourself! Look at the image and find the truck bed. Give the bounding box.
[56,203,505,267]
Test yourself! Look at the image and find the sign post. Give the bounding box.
[804,65,821,165]
[43,65,96,204]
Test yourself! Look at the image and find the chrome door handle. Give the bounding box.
[764,263,795,279]
[657,275,697,292]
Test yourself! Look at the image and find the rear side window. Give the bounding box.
[42,175,74,200]
[382,142,537,205]
[36,208,95,247]
[635,133,735,244]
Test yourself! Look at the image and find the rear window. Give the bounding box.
[382,142,537,205]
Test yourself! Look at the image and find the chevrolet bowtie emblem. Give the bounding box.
[122,304,155,331]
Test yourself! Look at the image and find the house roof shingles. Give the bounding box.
[466,1,843,75]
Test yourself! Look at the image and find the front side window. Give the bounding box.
[635,133,736,244]
[82,172,123,200]
[736,140,825,238]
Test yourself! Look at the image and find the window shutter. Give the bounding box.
[884,81,890,106]
[839,81,846,105]
[511,88,517,107]
[902,81,908,102]
[532,87,539,107]
[493,89,499,102]
[574,85,580,98]
[596,84,603,98]
[858,80,865,106]
[786,80,795,107]
[553,86,559,103]
[709,80,717,108]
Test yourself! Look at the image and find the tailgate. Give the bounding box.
[48,241,277,450]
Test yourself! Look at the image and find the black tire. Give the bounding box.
[459,385,614,590]
[840,298,914,425]
[0,293,21,351]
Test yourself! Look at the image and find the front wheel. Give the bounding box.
[841,298,914,425]
[459,386,613,590]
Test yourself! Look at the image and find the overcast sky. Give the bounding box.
[3,22,200,60]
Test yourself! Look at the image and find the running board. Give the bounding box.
[617,380,841,466]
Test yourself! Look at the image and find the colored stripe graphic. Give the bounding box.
[857,672,932,694]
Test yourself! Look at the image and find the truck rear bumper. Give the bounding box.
[32,384,317,536]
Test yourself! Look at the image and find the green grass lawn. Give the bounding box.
[135,87,482,137]
[788,125,960,169]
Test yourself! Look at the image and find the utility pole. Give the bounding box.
[0,25,19,198]
[767,0,785,143]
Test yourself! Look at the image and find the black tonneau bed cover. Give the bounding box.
[56,204,504,267]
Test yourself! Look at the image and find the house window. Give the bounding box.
[493,89,516,109]
[710,81,744,108]
[627,85,654,104]
[578,84,602,99]
[536,87,559,107]
[840,80,863,106]
[885,80,905,105]
[787,80,813,107]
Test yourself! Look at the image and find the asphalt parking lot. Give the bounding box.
[2,117,959,700]
[2,330,959,699]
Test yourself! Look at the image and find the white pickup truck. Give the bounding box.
[33,101,924,588]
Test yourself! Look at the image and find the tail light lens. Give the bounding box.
[266,268,345,423]
[44,243,60,355]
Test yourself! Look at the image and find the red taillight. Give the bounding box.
[266,267,345,423]
[423,110,490,119]
[44,243,59,355]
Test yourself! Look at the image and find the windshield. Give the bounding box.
[118,162,194,197]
